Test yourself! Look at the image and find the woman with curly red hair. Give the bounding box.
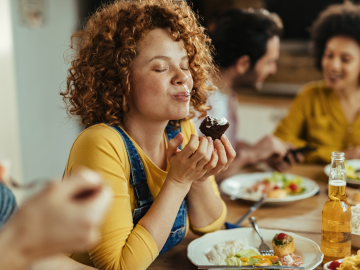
[60,0,235,269]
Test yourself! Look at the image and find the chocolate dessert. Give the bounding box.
[199,116,230,140]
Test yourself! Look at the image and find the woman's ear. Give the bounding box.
[234,55,251,75]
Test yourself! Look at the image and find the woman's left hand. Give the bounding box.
[197,134,236,182]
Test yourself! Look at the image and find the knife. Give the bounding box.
[233,195,267,226]
[197,265,305,269]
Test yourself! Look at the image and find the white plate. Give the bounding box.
[324,159,360,185]
[220,172,320,205]
[323,259,344,270]
[187,228,323,269]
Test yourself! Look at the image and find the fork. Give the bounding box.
[249,216,275,256]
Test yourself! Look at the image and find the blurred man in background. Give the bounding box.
[196,9,302,180]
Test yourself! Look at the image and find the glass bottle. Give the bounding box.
[321,152,351,264]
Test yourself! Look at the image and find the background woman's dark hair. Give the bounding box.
[312,2,360,71]
[210,9,283,69]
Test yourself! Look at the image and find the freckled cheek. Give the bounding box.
[347,63,360,77]
[140,79,169,102]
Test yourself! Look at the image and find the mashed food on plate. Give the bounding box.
[351,204,360,234]
[205,239,248,265]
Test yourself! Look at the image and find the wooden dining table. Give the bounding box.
[148,164,358,270]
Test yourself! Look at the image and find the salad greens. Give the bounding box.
[345,162,360,180]
[264,172,305,194]
[225,248,283,269]
[235,249,260,258]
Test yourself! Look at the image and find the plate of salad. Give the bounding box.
[220,172,320,205]
[324,159,360,185]
[187,228,323,269]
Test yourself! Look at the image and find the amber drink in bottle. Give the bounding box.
[321,152,351,264]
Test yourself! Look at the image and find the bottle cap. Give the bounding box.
[331,151,345,160]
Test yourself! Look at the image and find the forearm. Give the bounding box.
[233,141,257,166]
[138,178,190,252]
[187,179,223,228]
[214,147,259,181]
[29,254,96,270]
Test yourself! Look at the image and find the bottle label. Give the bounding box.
[327,220,351,227]
[322,231,351,243]
[325,246,349,255]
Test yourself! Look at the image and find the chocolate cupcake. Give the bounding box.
[199,116,230,140]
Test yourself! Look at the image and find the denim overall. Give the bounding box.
[0,183,17,228]
[111,122,187,255]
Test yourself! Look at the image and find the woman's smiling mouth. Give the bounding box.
[326,72,343,83]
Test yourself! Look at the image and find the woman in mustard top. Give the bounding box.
[274,2,360,163]
[60,1,235,270]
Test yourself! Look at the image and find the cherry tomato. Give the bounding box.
[274,185,279,190]
[328,260,342,270]
[289,183,298,192]
[276,233,288,240]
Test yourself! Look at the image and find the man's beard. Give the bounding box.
[231,68,262,92]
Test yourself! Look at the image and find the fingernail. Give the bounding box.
[215,139,221,144]
[221,134,228,141]
[207,137,213,144]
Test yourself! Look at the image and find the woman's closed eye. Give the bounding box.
[155,69,168,72]
[341,55,352,63]
[153,66,169,72]
[180,63,190,71]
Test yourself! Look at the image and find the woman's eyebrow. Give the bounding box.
[148,55,188,63]
[148,56,171,62]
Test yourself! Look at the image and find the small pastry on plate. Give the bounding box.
[272,233,295,257]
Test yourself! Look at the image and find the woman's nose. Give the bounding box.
[171,68,189,86]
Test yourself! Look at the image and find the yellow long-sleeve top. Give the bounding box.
[274,80,360,163]
[64,120,227,270]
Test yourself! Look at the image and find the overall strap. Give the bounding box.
[110,125,153,208]
[165,122,182,150]
[110,121,181,209]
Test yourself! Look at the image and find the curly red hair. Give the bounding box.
[61,0,217,127]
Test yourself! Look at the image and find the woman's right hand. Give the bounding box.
[166,133,215,186]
